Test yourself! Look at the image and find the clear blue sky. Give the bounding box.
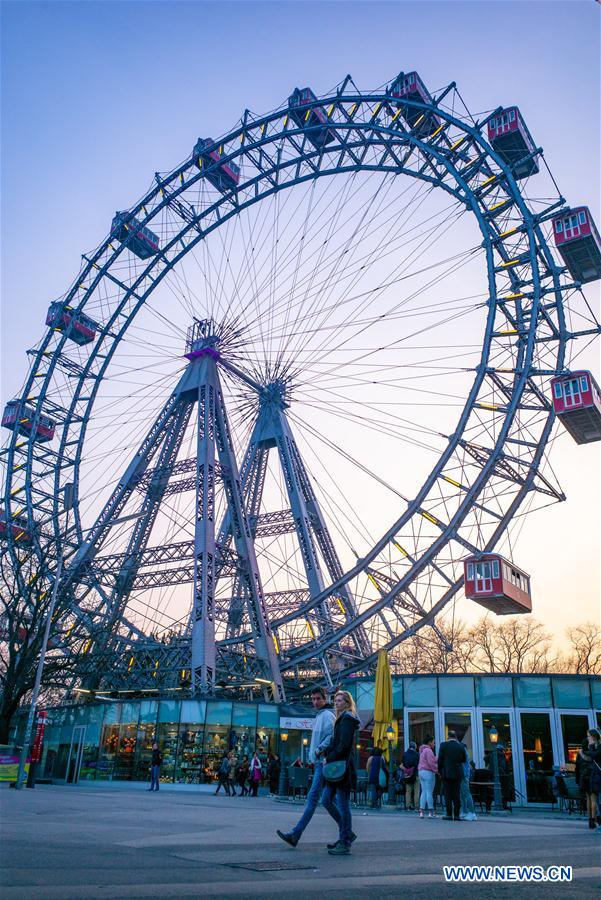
[1,1,599,645]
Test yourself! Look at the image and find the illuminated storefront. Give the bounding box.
[11,674,600,804]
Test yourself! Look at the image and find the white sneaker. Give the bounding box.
[464,813,477,821]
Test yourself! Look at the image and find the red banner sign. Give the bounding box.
[31,710,47,763]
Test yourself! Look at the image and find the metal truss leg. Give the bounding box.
[213,382,285,702]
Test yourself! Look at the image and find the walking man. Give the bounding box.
[148,743,162,792]
[437,730,467,821]
[215,752,231,795]
[277,687,345,847]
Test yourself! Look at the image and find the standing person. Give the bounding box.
[215,752,231,795]
[228,751,238,797]
[459,742,477,821]
[438,730,467,821]
[577,729,601,829]
[588,729,601,828]
[277,687,343,847]
[250,752,262,797]
[321,689,360,855]
[267,752,281,796]
[148,743,162,792]
[401,741,420,810]
[366,747,387,808]
[237,755,250,796]
[418,736,438,818]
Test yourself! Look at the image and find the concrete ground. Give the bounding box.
[1,784,600,899]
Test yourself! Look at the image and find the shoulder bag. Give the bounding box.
[322,759,347,783]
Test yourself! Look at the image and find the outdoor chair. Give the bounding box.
[287,765,310,799]
[555,776,584,815]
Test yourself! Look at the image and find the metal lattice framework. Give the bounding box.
[2,71,599,700]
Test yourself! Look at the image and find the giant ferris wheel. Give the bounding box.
[2,71,600,701]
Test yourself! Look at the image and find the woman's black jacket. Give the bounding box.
[323,711,360,790]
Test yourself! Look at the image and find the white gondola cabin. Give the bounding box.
[552,207,601,283]
[2,400,55,443]
[389,71,441,136]
[551,371,601,444]
[463,553,532,615]
[46,301,98,346]
[193,138,241,192]
[287,88,336,149]
[487,107,539,179]
[111,212,160,260]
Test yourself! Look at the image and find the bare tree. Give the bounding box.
[391,615,558,676]
[561,622,601,675]
[0,549,76,743]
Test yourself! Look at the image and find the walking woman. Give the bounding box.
[250,752,262,797]
[418,735,438,818]
[320,689,360,855]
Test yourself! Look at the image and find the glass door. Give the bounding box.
[66,725,86,784]
[564,377,581,409]
[474,561,492,593]
[554,710,595,770]
[480,710,517,806]
[516,710,560,803]
[405,709,437,750]
[438,709,475,761]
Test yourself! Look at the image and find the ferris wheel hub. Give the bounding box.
[184,318,221,360]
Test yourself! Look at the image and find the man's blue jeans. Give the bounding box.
[322,782,352,845]
[291,762,340,837]
[150,765,160,790]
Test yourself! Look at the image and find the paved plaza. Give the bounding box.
[1,784,600,899]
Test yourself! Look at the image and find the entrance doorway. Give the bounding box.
[439,710,474,760]
[518,712,558,803]
[66,725,86,784]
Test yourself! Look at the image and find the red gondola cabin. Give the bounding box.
[0,511,33,546]
[193,138,241,192]
[551,371,601,444]
[463,553,532,615]
[111,212,160,260]
[487,107,539,179]
[389,71,441,136]
[552,207,601,283]
[2,400,55,443]
[46,301,98,346]
[287,88,336,149]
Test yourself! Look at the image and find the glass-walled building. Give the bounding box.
[14,673,600,805]
[348,673,601,805]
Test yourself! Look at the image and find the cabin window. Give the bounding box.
[555,220,563,233]
[553,382,562,399]
[476,561,491,579]
[580,376,588,392]
[467,563,474,579]
[570,215,578,230]
[509,110,516,122]
[492,559,500,578]
[578,211,586,225]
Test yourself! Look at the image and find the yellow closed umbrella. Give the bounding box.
[373,649,393,759]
